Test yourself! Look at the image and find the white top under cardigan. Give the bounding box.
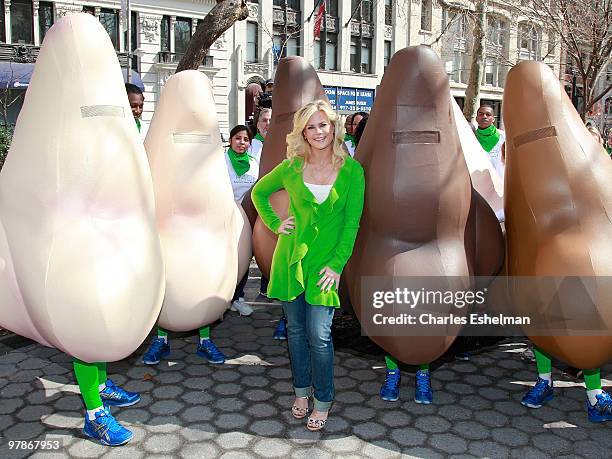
[304,182,333,204]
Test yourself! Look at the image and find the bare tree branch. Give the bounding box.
[176,0,249,73]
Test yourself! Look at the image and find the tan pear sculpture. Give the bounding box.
[0,13,164,362]
[504,61,612,369]
[145,70,238,332]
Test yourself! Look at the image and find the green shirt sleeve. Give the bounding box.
[328,162,365,274]
[252,160,288,234]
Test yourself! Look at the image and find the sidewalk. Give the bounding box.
[0,271,610,458]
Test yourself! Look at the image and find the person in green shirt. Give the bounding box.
[252,100,365,432]
[125,83,148,140]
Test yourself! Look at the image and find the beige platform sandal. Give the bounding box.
[291,396,310,419]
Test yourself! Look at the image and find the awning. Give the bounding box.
[0,62,144,91]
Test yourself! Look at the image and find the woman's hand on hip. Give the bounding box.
[317,266,340,292]
[277,216,295,235]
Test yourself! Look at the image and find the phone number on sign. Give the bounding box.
[8,440,61,450]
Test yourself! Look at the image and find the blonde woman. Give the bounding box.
[252,100,365,431]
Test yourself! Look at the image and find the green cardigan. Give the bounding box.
[252,156,365,307]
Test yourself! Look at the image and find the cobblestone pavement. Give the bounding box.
[0,271,610,458]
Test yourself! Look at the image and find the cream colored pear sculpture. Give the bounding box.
[0,13,165,362]
[235,203,252,283]
[451,99,504,215]
[145,70,238,332]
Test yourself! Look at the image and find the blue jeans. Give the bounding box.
[282,294,335,411]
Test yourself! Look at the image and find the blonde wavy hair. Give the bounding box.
[286,100,347,169]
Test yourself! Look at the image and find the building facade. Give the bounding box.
[0,0,562,134]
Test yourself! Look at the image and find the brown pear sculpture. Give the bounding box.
[345,46,477,365]
[251,56,328,279]
[504,61,612,369]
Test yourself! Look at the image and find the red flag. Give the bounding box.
[314,1,326,38]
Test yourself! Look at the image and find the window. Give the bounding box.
[350,37,358,72]
[160,16,170,52]
[286,36,299,56]
[421,0,432,31]
[606,98,612,115]
[441,9,468,84]
[361,39,372,73]
[39,2,54,43]
[385,0,393,26]
[272,22,301,62]
[351,0,373,22]
[174,17,192,55]
[328,0,339,16]
[484,16,509,87]
[518,23,541,60]
[274,0,299,9]
[325,34,337,70]
[99,9,119,50]
[246,22,258,63]
[0,0,4,42]
[547,29,556,54]
[485,57,495,85]
[130,11,138,70]
[384,41,392,70]
[11,0,34,44]
[314,33,338,71]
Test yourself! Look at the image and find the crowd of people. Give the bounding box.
[54,83,612,446]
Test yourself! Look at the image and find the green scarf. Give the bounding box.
[227,148,251,176]
[255,132,265,143]
[135,117,142,132]
[475,125,500,153]
[344,133,354,143]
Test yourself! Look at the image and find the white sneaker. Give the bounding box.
[230,298,253,316]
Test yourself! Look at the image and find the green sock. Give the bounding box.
[385,355,398,370]
[534,347,552,374]
[97,362,107,383]
[419,364,429,371]
[199,326,210,340]
[583,368,601,391]
[73,358,103,410]
[157,327,168,337]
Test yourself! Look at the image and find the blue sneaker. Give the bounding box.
[380,369,401,401]
[587,391,612,423]
[197,339,226,364]
[142,337,170,365]
[83,408,133,446]
[100,379,140,407]
[521,377,554,408]
[273,317,287,340]
[415,370,433,404]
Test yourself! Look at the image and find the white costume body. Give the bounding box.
[0,13,164,362]
[145,70,239,332]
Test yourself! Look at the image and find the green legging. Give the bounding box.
[158,325,209,339]
[385,354,429,371]
[534,347,601,390]
[73,359,107,410]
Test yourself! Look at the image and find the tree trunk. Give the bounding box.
[463,0,487,123]
[176,0,249,73]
